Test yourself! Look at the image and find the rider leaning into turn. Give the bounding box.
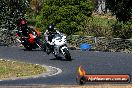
[17,18,36,37]
[44,24,61,54]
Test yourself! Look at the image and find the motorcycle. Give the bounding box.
[16,28,43,50]
[44,33,71,61]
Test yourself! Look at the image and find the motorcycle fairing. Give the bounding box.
[28,33,35,44]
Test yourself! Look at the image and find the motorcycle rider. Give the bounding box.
[44,24,60,54]
[17,18,35,37]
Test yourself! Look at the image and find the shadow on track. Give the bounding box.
[21,49,43,51]
[50,57,74,61]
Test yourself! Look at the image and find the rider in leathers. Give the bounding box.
[17,18,34,37]
[44,24,60,54]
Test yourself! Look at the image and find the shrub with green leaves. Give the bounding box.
[76,16,116,38]
[37,0,94,35]
[112,21,132,39]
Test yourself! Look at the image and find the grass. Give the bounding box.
[0,59,47,80]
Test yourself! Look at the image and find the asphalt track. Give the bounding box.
[0,46,132,86]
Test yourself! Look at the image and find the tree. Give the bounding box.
[106,0,132,39]
[0,0,30,46]
[106,0,132,22]
[38,0,94,35]
[0,0,30,27]
[30,0,44,15]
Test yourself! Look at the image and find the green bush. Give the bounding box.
[37,0,94,35]
[112,21,132,39]
[76,16,116,38]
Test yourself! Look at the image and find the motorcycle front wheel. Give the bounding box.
[63,48,71,61]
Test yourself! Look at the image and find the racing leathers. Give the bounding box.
[44,29,60,54]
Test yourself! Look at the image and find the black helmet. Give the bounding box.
[48,24,55,32]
